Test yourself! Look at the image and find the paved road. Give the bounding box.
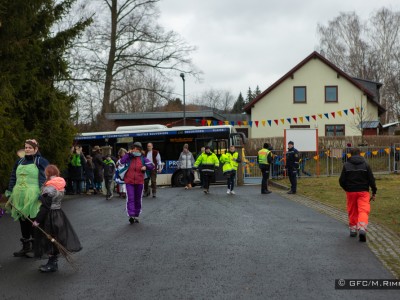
[0,185,396,299]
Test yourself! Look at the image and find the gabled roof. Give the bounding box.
[244,51,386,115]
[358,121,381,129]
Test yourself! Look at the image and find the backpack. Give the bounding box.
[114,156,145,184]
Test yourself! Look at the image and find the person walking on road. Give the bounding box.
[116,148,128,198]
[144,143,162,198]
[103,155,116,200]
[285,141,299,194]
[258,143,273,194]
[178,144,195,190]
[194,146,219,194]
[33,165,82,273]
[6,139,49,259]
[120,142,154,224]
[339,148,377,242]
[221,145,240,195]
[92,146,104,194]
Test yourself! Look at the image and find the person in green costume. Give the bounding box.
[6,139,49,258]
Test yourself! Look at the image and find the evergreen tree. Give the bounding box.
[0,0,92,190]
[254,85,262,98]
[231,92,245,113]
[245,87,254,104]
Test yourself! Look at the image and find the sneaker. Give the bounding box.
[109,194,113,199]
[230,190,235,195]
[287,190,296,194]
[359,230,367,242]
[203,189,209,194]
[129,217,136,224]
[227,189,231,194]
[262,190,272,194]
[349,229,357,237]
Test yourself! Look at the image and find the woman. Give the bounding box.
[178,144,195,189]
[194,146,219,194]
[92,145,104,194]
[84,155,95,194]
[120,142,154,224]
[68,145,86,195]
[6,139,49,258]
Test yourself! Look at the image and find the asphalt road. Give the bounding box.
[0,185,397,299]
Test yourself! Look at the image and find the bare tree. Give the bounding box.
[195,88,235,112]
[317,8,400,123]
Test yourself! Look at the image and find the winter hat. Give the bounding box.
[288,141,294,145]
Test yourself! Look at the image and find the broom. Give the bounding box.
[9,201,76,268]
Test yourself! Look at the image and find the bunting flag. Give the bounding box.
[230,121,235,126]
[287,118,291,124]
[224,120,230,125]
[267,120,272,126]
[312,115,316,121]
[201,119,206,126]
[313,155,319,160]
[262,120,266,127]
[350,108,355,114]
[360,152,365,157]
[274,119,279,125]
[385,148,391,155]
[337,111,342,117]
[343,109,348,115]
[293,117,298,124]
[318,114,323,119]
[237,121,242,126]
[396,147,400,151]
[299,117,304,123]
[212,120,217,126]
[305,116,310,122]
[324,113,329,119]
[280,119,285,124]
[356,106,360,113]
[243,121,248,126]
[195,119,200,123]
[207,120,212,126]
[331,112,335,118]
[248,121,252,127]
[255,120,259,127]
[372,150,378,156]
[218,120,223,125]
[325,150,330,156]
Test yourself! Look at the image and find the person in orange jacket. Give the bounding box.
[339,148,377,242]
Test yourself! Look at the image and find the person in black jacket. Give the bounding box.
[285,141,299,194]
[339,148,377,242]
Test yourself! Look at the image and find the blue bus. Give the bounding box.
[75,124,247,186]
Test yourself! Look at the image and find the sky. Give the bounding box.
[158,0,400,103]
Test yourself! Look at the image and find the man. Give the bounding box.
[144,143,162,198]
[221,145,241,195]
[285,141,299,194]
[339,148,377,242]
[194,146,219,194]
[258,143,273,194]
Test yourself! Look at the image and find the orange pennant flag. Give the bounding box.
[262,120,266,127]
[299,117,304,123]
[337,111,342,117]
[318,114,323,119]
[280,119,285,124]
[207,120,212,126]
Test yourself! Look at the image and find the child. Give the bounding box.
[33,165,82,273]
[103,155,116,200]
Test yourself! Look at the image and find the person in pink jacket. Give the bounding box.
[120,142,154,224]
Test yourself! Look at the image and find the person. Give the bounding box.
[220,145,240,195]
[92,145,104,194]
[6,139,49,258]
[120,142,154,224]
[84,155,95,195]
[68,145,86,195]
[197,147,206,188]
[285,141,299,194]
[116,148,128,198]
[144,143,162,198]
[103,154,116,200]
[339,148,377,242]
[342,143,352,163]
[177,144,195,190]
[258,143,273,194]
[194,146,219,194]
[394,148,400,173]
[33,165,82,272]
[298,153,311,177]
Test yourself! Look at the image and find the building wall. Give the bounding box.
[250,59,379,138]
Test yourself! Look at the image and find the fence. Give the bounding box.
[243,145,400,183]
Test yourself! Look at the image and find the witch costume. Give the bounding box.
[35,176,82,272]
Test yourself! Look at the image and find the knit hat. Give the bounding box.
[288,141,294,145]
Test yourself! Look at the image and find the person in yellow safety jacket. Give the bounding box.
[194,146,220,194]
[258,143,273,194]
[220,145,241,195]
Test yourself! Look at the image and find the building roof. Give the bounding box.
[358,121,381,129]
[243,51,386,115]
[105,110,226,121]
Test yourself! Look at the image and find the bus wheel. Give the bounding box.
[172,171,185,187]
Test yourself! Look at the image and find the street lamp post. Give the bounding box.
[180,73,186,126]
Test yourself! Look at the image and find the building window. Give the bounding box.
[325,86,338,102]
[290,125,310,129]
[293,86,306,103]
[325,124,345,136]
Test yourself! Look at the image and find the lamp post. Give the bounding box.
[180,73,186,126]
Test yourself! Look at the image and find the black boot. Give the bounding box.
[13,238,32,257]
[39,256,58,273]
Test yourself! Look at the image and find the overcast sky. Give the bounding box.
[158,0,400,103]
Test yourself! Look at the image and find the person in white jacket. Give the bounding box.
[178,144,195,189]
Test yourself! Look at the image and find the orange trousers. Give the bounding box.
[346,191,370,231]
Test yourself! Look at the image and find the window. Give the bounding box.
[290,125,310,129]
[325,125,345,136]
[293,86,306,103]
[325,86,338,102]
